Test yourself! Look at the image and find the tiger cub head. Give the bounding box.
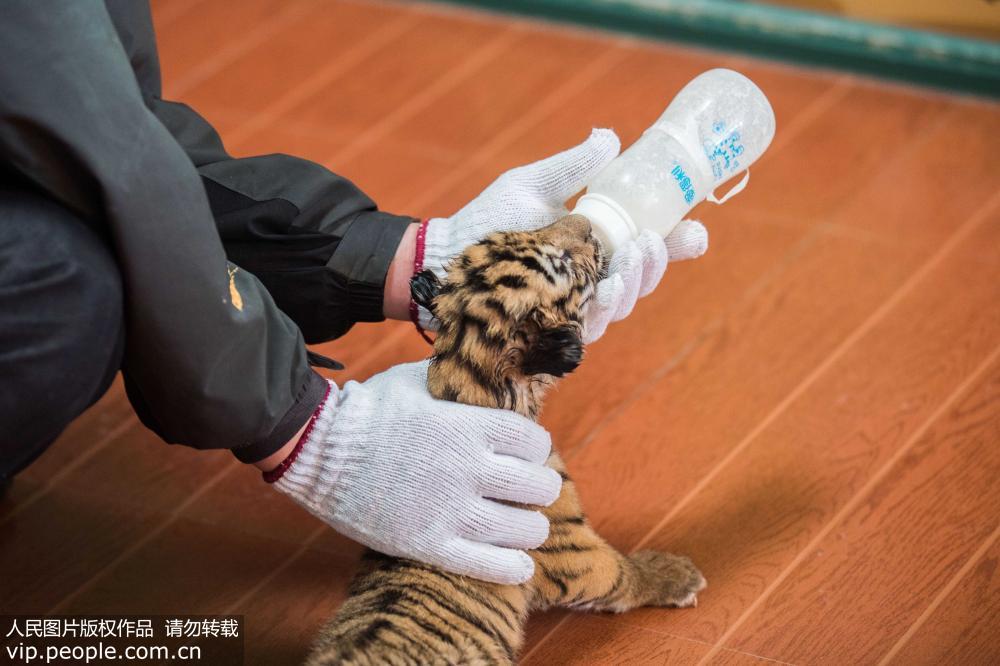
[411,214,605,420]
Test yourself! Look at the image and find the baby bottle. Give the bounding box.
[573,68,776,253]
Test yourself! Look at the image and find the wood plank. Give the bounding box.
[56,519,303,615]
[0,380,131,520]
[148,0,203,32]
[548,98,996,535]
[723,350,1000,664]
[0,426,229,613]
[156,0,296,93]
[218,11,501,154]
[734,80,947,222]
[832,101,1000,246]
[886,533,1000,666]
[237,544,358,666]
[374,32,609,163]
[522,609,571,658]
[524,615,709,665]
[517,228,914,651]
[705,648,787,665]
[313,30,621,215]
[587,202,1000,652]
[154,1,391,128]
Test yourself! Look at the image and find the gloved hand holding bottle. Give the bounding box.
[577,69,775,341]
[410,128,711,336]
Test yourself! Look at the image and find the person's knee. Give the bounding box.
[9,191,123,356]
[44,210,125,365]
[0,190,124,462]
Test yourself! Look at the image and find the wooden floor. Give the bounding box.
[2,0,999,664]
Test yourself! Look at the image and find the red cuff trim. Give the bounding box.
[262,381,332,484]
[409,218,434,346]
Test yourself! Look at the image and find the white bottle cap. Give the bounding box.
[572,193,638,253]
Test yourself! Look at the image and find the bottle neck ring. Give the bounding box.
[571,193,640,255]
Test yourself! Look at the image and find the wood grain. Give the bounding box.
[723,350,1000,664]
[0,380,131,522]
[886,531,1000,666]
[830,101,1000,248]
[162,0,397,106]
[705,648,791,665]
[733,79,948,221]
[236,543,359,666]
[612,200,1000,646]
[524,615,710,666]
[0,426,228,612]
[156,0,299,95]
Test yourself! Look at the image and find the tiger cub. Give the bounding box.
[305,214,706,665]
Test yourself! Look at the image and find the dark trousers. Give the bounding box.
[0,188,125,481]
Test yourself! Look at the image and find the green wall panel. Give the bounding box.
[433,0,1000,98]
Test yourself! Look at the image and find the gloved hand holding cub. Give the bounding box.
[272,361,560,584]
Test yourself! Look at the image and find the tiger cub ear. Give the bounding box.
[409,269,442,315]
[521,324,584,378]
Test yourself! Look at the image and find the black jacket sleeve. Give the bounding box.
[153,100,414,343]
[0,0,325,462]
[106,0,414,343]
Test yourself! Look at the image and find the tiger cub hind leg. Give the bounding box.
[531,454,706,614]
[533,523,707,615]
[604,550,707,611]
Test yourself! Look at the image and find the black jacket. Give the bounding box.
[0,0,413,461]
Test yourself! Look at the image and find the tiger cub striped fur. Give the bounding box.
[305,214,706,665]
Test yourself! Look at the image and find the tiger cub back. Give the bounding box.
[305,215,705,665]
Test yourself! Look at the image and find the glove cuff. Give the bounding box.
[271,379,352,519]
[263,380,335,484]
[421,216,454,279]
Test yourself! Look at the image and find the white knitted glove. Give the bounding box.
[423,128,620,277]
[272,360,561,584]
[415,128,620,330]
[583,223,708,344]
[415,128,709,336]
